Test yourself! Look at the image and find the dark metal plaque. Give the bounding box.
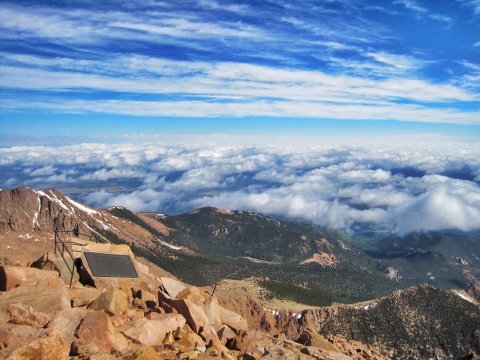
[84,252,138,278]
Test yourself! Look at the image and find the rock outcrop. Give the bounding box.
[0,247,389,360]
[467,283,480,302]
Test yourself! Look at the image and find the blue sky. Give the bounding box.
[1,0,479,142]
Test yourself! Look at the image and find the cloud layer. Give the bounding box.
[1,138,479,235]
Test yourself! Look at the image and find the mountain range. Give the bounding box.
[1,187,478,303]
[1,187,480,358]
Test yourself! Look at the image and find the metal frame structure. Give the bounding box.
[53,226,96,287]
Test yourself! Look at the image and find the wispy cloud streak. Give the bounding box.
[0,0,478,125]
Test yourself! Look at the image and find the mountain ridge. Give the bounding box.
[0,187,479,302]
[1,187,480,358]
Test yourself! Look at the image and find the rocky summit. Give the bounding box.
[0,241,386,360]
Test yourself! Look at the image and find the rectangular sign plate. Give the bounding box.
[84,252,139,278]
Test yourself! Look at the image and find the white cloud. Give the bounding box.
[1,139,479,234]
[390,183,480,234]
[1,51,477,125]
[395,0,452,24]
[462,0,480,14]
[395,0,428,14]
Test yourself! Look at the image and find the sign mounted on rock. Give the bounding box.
[83,252,138,278]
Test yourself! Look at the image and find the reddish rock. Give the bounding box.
[121,314,186,347]
[0,187,92,234]
[69,286,103,307]
[169,298,210,334]
[161,277,186,299]
[123,308,144,321]
[0,277,71,316]
[134,346,164,360]
[47,307,87,343]
[177,331,206,351]
[0,329,23,350]
[30,253,79,284]
[132,289,158,310]
[5,330,69,360]
[217,325,236,345]
[7,303,51,328]
[207,337,230,356]
[326,335,390,360]
[110,315,127,327]
[88,287,130,316]
[0,266,59,291]
[235,330,269,358]
[219,306,248,332]
[75,311,129,353]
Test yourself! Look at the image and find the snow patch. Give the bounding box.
[455,292,474,304]
[155,238,181,250]
[33,196,41,228]
[36,190,71,213]
[66,196,98,215]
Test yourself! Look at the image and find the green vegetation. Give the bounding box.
[95,207,479,304]
[258,279,336,306]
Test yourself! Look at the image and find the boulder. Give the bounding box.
[176,286,207,303]
[0,329,23,350]
[70,286,103,307]
[219,306,248,332]
[121,314,186,347]
[199,323,221,344]
[71,342,113,359]
[0,277,70,316]
[7,303,50,328]
[235,330,269,358]
[161,277,186,299]
[301,346,351,360]
[124,308,144,321]
[30,253,79,284]
[75,311,129,353]
[88,287,130,316]
[132,289,158,310]
[110,315,127,327]
[217,325,236,345]
[145,308,165,319]
[0,266,59,291]
[5,330,69,360]
[177,331,206,351]
[168,298,210,334]
[47,307,87,343]
[207,337,230,357]
[202,296,223,326]
[134,346,164,360]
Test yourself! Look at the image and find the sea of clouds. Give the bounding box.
[1,137,479,235]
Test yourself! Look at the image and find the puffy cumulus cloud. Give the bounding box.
[85,189,168,213]
[390,180,480,234]
[0,139,479,234]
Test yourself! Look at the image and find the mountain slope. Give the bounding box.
[296,285,480,359]
[1,187,479,304]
